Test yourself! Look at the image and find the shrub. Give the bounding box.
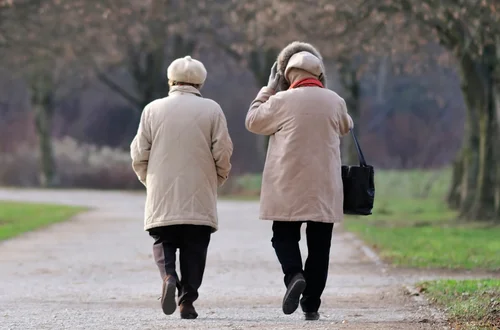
[0,137,142,189]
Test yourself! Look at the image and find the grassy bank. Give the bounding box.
[0,201,86,240]
[344,169,500,270]
[229,169,500,270]
[418,279,500,329]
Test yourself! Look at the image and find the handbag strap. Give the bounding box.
[350,129,368,167]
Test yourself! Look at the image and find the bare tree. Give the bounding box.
[76,1,229,111]
[332,0,500,221]
[1,0,112,186]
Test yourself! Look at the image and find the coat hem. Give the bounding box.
[145,219,218,232]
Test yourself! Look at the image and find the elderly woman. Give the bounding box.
[245,42,353,321]
[131,56,233,319]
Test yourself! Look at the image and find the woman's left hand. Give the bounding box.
[267,62,282,91]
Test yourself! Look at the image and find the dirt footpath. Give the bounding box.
[0,189,450,329]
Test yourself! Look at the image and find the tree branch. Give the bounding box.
[95,69,142,111]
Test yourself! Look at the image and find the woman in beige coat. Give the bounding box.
[131,56,233,319]
[245,42,353,321]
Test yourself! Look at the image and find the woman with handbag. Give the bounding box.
[245,41,353,321]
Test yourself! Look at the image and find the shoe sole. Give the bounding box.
[180,313,198,320]
[282,278,306,315]
[305,314,320,321]
[161,280,177,315]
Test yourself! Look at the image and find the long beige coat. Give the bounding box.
[246,86,353,223]
[131,85,233,232]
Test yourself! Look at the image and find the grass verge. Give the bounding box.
[418,279,500,329]
[344,169,500,270]
[345,189,500,270]
[0,201,87,241]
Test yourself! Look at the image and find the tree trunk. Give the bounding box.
[449,49,500,221]
[493,44,500,219]
[32,80,57,187]
[375,55,389,104]
[338,61,361,165]
[132,35,197,109]
[344,73,361,165]
[446,155,463,209]
[131,45,167,108]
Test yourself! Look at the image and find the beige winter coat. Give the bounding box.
[131,85,233,232]
[245,83,353,223]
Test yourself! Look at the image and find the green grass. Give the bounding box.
[418,279,500,329]
[344,169,500,270]
[218,174,262,200]
[235,174,263,194]
[230,169,500,270]
[0,201,87,240]
[219,195,260,201]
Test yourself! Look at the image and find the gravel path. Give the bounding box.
[0,189,453,329]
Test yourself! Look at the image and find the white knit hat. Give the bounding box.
[167,56,207,85]
[284,51,324,80]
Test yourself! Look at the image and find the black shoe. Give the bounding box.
[304,312,320,321]
[161,275,177,315]
[282,273,306,315]
[180,301,198,319]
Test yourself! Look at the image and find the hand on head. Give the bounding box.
[267,61,283,91]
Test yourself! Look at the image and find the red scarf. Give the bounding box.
[289,78,324,89]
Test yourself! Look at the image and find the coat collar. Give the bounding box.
[168,85,202,97]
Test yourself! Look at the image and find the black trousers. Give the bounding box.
[148,225,212,305]
[271,221,334,313]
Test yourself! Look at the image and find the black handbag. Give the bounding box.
[342,130,375,215]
